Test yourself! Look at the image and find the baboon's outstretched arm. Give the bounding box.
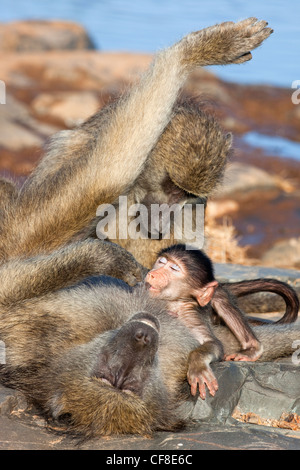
[0,239,143,305]
[2,19,272,257]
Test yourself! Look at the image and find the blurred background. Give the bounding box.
[1,0,300,86]
[0,0,300,269]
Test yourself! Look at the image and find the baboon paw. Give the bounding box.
[103,244,147,285]
[121,268,144,286]
[229,18,273,64]
[187,366,218,399]
[181,18,272,67]
[116,260,146,286]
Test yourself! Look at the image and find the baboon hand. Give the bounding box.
[187,363,218,399]
[105,243,146,286]
[181,18,273,67]
[121,262,147,287]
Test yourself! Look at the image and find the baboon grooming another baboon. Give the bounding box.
[2,19,298,439]
[0,19,271,263]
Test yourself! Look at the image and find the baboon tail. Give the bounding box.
[227,279,299,324]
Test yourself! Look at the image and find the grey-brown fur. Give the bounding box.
[109,103,232,267]
[1,275,299,438]
[0,19,290,438]
[0,18,272,262]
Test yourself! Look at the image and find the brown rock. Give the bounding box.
[0,20,95,52]
[0,94,59,175]
[217,162,286,196]
[0,49,152,176]
[0,51,152,92]
[0,94,59,151]
[32,91,101,127]
[262,237,300,269]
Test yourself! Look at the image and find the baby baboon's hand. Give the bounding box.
[180,18,273,67]
[187,361,218,399]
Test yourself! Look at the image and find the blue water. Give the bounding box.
[243,132,300,161]
[1,0,300,87]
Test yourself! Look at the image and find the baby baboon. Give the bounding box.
[145,243,299,397]
[1,19,292,439]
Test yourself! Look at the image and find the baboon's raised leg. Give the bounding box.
[0,178,18,208]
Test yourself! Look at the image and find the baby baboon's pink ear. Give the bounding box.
[195,280,219,307]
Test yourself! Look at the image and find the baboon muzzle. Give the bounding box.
[93,312,160,394]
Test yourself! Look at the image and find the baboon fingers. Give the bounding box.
[110,262,146,286]
[198,383,206,400]
[180,17,272,67]
[233,51,252,64]
[244,19,270,36]
[237,17,259,27]
[196,376,218,400]
[188,366,219,399]
[230,20,273,64]
[224,354,255,362]
[121,271,144,287]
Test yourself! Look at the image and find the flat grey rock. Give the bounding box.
[1,361,299,450]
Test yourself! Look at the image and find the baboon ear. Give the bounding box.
[195,280,218,307]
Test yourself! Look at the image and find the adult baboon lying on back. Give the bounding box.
[2,18,298,438]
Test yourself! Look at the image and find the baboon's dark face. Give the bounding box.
[91,312,160,396]
[46,312,179,436]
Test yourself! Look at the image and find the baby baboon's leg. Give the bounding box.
[0,239,143,305]
[2,19,272,257]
